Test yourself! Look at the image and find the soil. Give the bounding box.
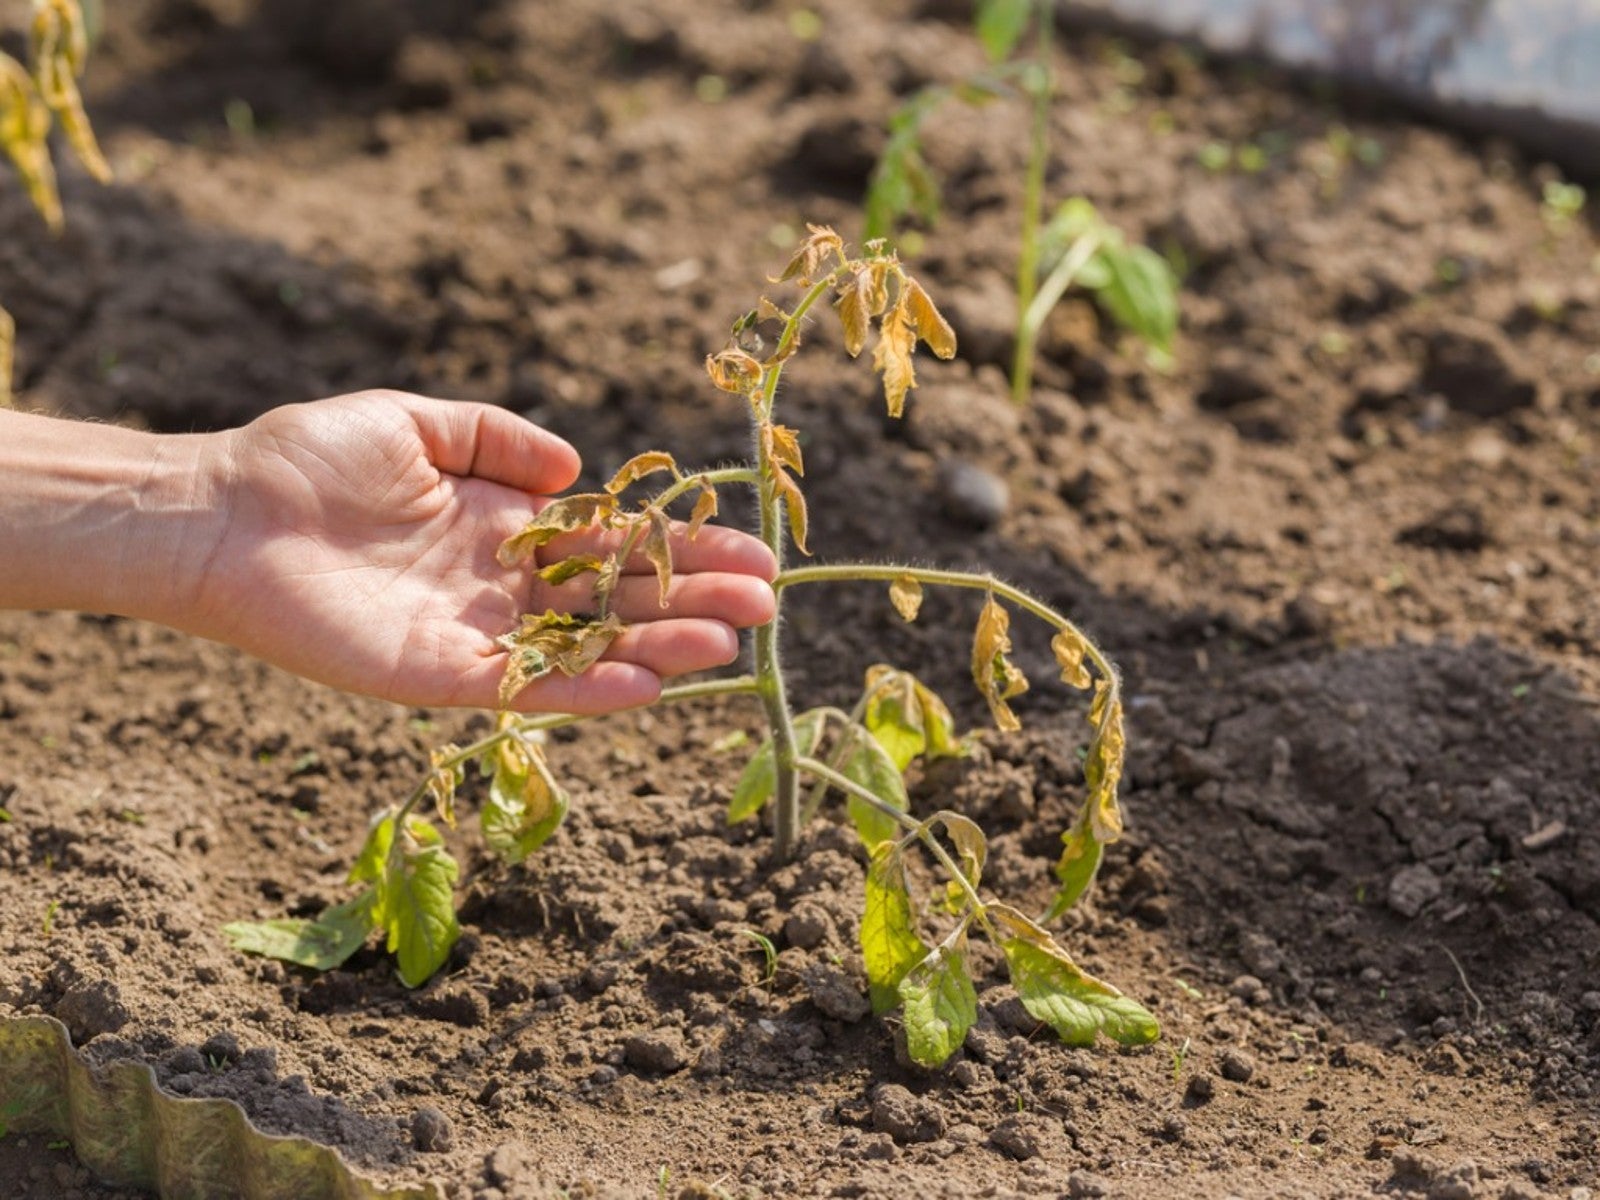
[2,1,1598,1197]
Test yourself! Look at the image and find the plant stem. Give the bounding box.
[1010,0,1056,406]
[752,270,846,862]
[392,674,763,828]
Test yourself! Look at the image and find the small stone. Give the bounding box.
[1219,1049,1256,1083]
[937,460,1009,529]
[870,1083,945,1144]
[989,1114,1041,1160]
[623,1029,687,1074]
[1388,864,1443,919]
[410,1106,453,1153]
[1068,1170,1111,1198]
[54,980,130,1043]
[783,905,831,950]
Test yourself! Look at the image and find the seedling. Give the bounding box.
[228,228,1159,1065]
[0,0,111,406]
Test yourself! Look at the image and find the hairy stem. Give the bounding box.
[1010,0,1056,406]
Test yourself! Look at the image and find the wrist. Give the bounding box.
[0,411,234,627]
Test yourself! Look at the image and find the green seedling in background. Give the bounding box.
[226,228,1157,1065]
[865,0,1178,405]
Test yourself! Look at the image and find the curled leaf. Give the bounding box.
[605,451,677,495]
[903,278,956,360]
[30,0,110,184]
[872,298,918,419]
[497,494,619,566]
[495,610,625,708]
[772,468,810,556]
[888,574,923,622]
[536,554,604,586]
[776,222,845,284]
[687,484,718,540]
[862,844,929,1013]
[971,595,1028,732]
[705,348,765,393]
[643,508,673,608]
[1050,627,1093,690]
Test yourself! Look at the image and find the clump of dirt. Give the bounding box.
[1,1,1597,1197]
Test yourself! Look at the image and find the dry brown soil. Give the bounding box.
[1,1,1598,1197]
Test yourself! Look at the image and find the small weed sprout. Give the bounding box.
[864,0,1178,404]
[228,228,1159,1065]
[0,0,111,406]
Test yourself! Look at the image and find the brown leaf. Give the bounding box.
[496,611,625,708]
[775,223,845,284]
[497,494,620,566]
[644,508,673,608]
[904,277,957,360]
[1050,628,1093,690]
[605,451,677,495]
[764,423,805,477]
[970,595,1028,732]
[872,299,918,419]
[705,348,765,393]
[889,574,923,622]
[772,468,810,556]
[687,485,718,541]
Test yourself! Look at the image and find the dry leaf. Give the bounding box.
[643,508,673,608]
[970,595,1028,732]
[605,451,677,495]
[872,299,918,419]
[904,277,957,360]
[1050,628,1093,690]
[889,574,923,622]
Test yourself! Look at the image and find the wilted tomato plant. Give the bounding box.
[227,227,1158,1065]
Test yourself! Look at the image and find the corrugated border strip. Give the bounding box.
[0,1016,441,1200]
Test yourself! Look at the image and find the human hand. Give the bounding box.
[185,391,776,712]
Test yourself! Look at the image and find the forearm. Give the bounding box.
[0,410,227,624]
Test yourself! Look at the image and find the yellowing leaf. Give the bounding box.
[903,277,956,360]
[30,0,110,184]
[764,423,805,477]
[971,595,1028,732]
[773,468,810,556]
[605,451,677,495]
[872,299,918,419]
[705,348,765,393]
[687,484,718,540]
[1050,627,1093,690]
[496,610,625,708]
[536,554,604,586]
[776,222,844,284]
[862,844,929,1014]
[497,494,619,566]
[989,904,1158,1048]
[888,574,923,622]
[898,928,978,1068]
[643,508,673,608]
[727,710,826,824]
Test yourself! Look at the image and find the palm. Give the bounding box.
[197,393,774,711]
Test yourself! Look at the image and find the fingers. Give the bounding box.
[535,572,776,628]
[450,618,744,714]
[392,393,583,494]
[541,520,778,581]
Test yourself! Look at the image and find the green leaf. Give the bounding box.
[997,922,1159,1048]
[898,930,979,1067]
[861,844,929,1014]
[482,744,569,864]
[222,891,377,972]
[1089,241,1179,352]
[727,709,825,824]
[382,843,460,988]
[976,0,1030,62]
[841,724,908,851]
